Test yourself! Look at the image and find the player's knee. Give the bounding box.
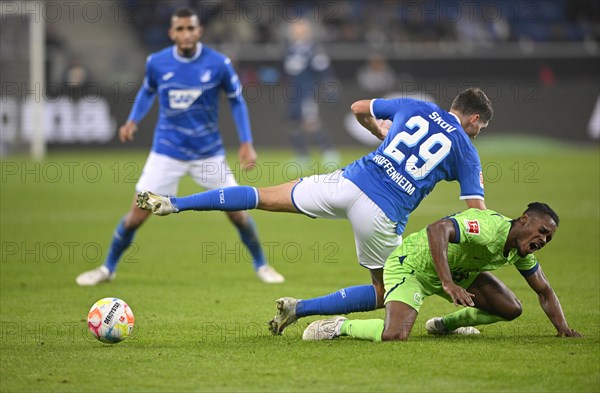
[505,299,523,321]
[499,298,522,321]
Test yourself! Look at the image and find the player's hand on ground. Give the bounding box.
[443,282,475,307]
[556,328,582,338]
[239,143,257,170]
[377,119,392,139]
[119,121,138,143]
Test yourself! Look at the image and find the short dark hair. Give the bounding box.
[450,87,493,123]
[524,202,560,226]
[172,7,198,20]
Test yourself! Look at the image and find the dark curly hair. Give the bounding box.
[524,202,560,226]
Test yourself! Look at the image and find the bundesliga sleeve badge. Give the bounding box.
[465,220,480,235]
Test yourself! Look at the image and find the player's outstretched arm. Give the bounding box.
[351,100,388,140]
[524,266,581,337]
[426,219,475,307]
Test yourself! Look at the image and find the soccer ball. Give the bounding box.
[87,298,135,344]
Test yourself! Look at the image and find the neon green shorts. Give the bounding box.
[383,261,478,312]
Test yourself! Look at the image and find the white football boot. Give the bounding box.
[302,316,347,341]
[426,317,481,335]
[75,266,116,286]
[256,265,285,284]
[136,191,178,216]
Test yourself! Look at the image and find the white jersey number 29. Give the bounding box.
[383,115,451,180]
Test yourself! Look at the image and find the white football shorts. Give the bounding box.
[291,170,402,269]
[136,152,239,196]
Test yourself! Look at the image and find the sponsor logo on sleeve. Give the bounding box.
[465,220,480,235]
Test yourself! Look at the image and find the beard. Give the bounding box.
[180,46,196,57]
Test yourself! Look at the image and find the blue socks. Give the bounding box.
[295,285,377,317]
[171,186,259,212]
[235,216,266,270]
[104,219,136,273]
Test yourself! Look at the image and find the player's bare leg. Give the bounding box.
[370,268,386,308]
[467,272,523,320]
[427,272,519,334]
[124,195,152,228]
[380,301,419,341]
[256,181,300,213]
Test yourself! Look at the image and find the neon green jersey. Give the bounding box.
[390,209,539,283]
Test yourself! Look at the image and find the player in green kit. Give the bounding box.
[303,203,581,341]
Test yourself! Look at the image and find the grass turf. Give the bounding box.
[1,144,598,392]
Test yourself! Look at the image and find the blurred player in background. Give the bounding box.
[76,7,285,286]
[137,88,493,333]
[283,18,340,168]
[356,54,397,94]
[303,203,581,341]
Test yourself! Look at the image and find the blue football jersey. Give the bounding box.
[343,98,485,235]
[142,44,243,160]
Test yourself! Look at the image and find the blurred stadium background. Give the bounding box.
[1,0,598,156]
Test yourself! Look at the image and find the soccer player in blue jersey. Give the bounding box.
[137,88,493,333]
[75,7,284,286]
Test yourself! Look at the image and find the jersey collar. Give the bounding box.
[448,112,460,124]
[172,43,203,63]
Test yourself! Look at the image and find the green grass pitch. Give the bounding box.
[1,141,598,392]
